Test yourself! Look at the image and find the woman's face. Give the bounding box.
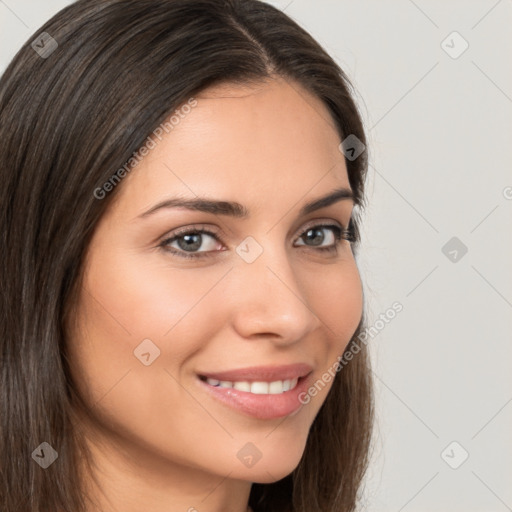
[69,77,363,493]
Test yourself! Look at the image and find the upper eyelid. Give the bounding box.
[293,219,345,241]
[161,219,347,248]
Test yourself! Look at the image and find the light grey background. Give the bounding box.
[2,1,511,511]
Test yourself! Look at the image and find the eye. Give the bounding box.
[159,221,355,260]
[294,223,353,253]
[160,226,223,259]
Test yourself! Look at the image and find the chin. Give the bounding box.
[232,446,306,484]
[250,465,298,484]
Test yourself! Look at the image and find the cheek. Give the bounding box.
[289,257,362,415]
[67,255,235,461]
[69,248,231,415]
[80,246,230,350]
[306,256,363,352]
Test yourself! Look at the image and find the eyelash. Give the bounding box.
[159,222,356,260]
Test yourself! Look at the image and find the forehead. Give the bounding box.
[113,77,349,214]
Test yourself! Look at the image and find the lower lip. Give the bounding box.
[197,374,312,420]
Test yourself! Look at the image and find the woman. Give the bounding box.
[0,1,373,511]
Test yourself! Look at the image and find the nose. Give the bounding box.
[227,243,321,345]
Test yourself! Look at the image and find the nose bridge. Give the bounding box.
[228,238,320,341]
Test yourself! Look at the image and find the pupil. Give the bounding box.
[305,228,324,246]
[178,234,201,251]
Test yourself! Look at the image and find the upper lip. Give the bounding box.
[197,363,313,383]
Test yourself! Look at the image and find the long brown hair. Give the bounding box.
[0,1,373,510]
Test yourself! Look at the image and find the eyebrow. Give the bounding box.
[138,186,354,219]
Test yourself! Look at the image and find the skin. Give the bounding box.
[67,76,363,512]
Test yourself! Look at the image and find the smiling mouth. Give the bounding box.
[198,375,301,395]
[196,365,314,419]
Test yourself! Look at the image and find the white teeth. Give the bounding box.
[233,381,251,392]
[268,381,283,394]
[250,381,269,394]
[205,377,299,394]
